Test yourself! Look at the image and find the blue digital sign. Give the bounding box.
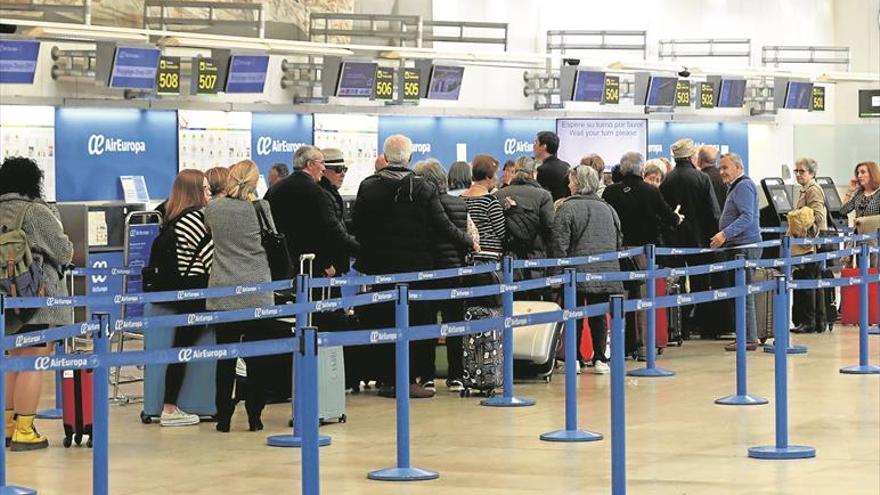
[427,66,464,100]
[0,39,40,84]
[336,62,376,97]
[109,47,161,90]
[717,79,746,108]
[646,76,677,106]
[784,81,813,110]
[224,54,270,93]
[572,71,605,102]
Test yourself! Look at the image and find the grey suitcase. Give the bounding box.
[753,268,778,343]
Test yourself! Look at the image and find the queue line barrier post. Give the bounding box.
[840,242,880,374]
[483,256,535,407]
[300,327,321,495]
[716,255,768,406]
[765,235,808,355]
[540,269,603,442]
[368,284,439,481]
[0,295,38,495]
[35,340,64,420]
[748,276,816,460]
[872,230,880,336]
[628,244,674,378]
[267,273,331,448]
[610,294,627,495]
[92,312,111,495]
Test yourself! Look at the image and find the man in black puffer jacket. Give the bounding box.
[318,148,358,276]
[495,156,555,300]
[352,135,476,399]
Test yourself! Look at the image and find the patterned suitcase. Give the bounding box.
[460,305,503,397]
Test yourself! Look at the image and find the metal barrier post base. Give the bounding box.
[762,344,808,354]
[481,396,535,407]
[367,467,439,482]
[35,408,62,420]
[715,394,768,406]
[839,365,880,375]
[748,445,815,460]
[626,367,674,378]
[539,429,603,443]
[0,485,37,495]
[266,434,331,448]
[868,326,880,335]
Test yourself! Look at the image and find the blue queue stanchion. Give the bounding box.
[268,273,331,448]
[93,313,111,495]
[716,255,768,406]
[0,295,38,495]
[368,284,439,481]
[609,294,627,495]
[300,327,321,495]
[748,277,816,460]
[36,341,64,420]
[764,236,808,355]
[840,242,880,375]
[483,256,535,408]
[540,269,603,442]
[628,244,674,378]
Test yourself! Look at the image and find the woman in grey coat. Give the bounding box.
[205,159,277,432]
[551,165,623,374]
[0,157,73,451]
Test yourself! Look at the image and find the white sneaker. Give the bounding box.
[160,407,200,427]
[592,361,610,375]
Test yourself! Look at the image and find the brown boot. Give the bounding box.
[10,414,48,451]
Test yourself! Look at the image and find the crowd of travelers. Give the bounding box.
[2,129,876,440]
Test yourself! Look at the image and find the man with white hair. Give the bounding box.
[352,134,477,399]
[710,152,762,351]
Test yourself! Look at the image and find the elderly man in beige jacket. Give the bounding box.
[790,157,828,334]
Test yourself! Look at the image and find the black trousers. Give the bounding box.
[213,319,283,419]
[664,253,718,336]
[578,292,612,363]
[792,262,827,330]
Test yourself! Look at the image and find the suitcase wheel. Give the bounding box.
[543,375,552,384]
[486,389,496,398]
[339,414,347,424]
[87,437,93,448]
[140,411,152,425]
[74,434,82,446]
[63,436,72,448]
[657,347,664,355]
[288,418,294,428]
[459,389,470,398]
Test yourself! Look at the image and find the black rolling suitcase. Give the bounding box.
[666,277,685,343]
[460,305,503,397]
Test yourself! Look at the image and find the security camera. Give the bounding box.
[678,67,691,78]
[563,58,581,66]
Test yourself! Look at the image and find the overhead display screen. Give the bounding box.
[109,47,161,90]
[784,81,813,109]
[335,61,377,97]
[645,76,677,106]
[717,79,746,107]
[426,65,464,100]
[572,70,605,102]
[0,39,40,84]
[224,55,269,93]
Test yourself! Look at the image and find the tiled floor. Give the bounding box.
[5,327,879,494]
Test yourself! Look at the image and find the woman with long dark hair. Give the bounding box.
[0,157,73,450]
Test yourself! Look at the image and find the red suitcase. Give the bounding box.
[840,267,879,325]
[62,368,94,448]
[653,278,670,348]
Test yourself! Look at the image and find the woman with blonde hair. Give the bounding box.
[205,159,279,432]
[205,166,230,199]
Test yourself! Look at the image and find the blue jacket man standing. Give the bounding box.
[710,152,762,350]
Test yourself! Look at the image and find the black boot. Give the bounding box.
[215,402,234,433]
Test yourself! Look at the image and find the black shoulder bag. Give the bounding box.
[253,201,292,281]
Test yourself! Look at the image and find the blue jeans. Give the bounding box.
[727,247,763,343]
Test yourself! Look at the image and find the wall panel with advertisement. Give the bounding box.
[177,110,252,172]
[556,119,648,170]
[0,105,56,201]
[251,113,313,180]
[55,108,177,202]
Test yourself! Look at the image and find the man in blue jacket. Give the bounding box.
[710,153,762,351]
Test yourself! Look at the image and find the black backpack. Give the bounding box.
[503,196,541,258]
[141,209,210,293]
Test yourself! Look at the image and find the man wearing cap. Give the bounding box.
[265,144,357,278]
[660,138,722,338]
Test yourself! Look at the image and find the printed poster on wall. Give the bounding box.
[178,110,252,172]
[313,114,378,197]
[0,105,56,201]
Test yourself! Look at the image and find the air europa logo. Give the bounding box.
[87,134,146,156]
[412,143,431,154]
[255,137,304,156]
[503,138,531,155]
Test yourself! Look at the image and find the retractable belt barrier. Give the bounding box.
[3,232,879,495]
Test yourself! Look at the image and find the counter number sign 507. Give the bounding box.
[191,57,220,95]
